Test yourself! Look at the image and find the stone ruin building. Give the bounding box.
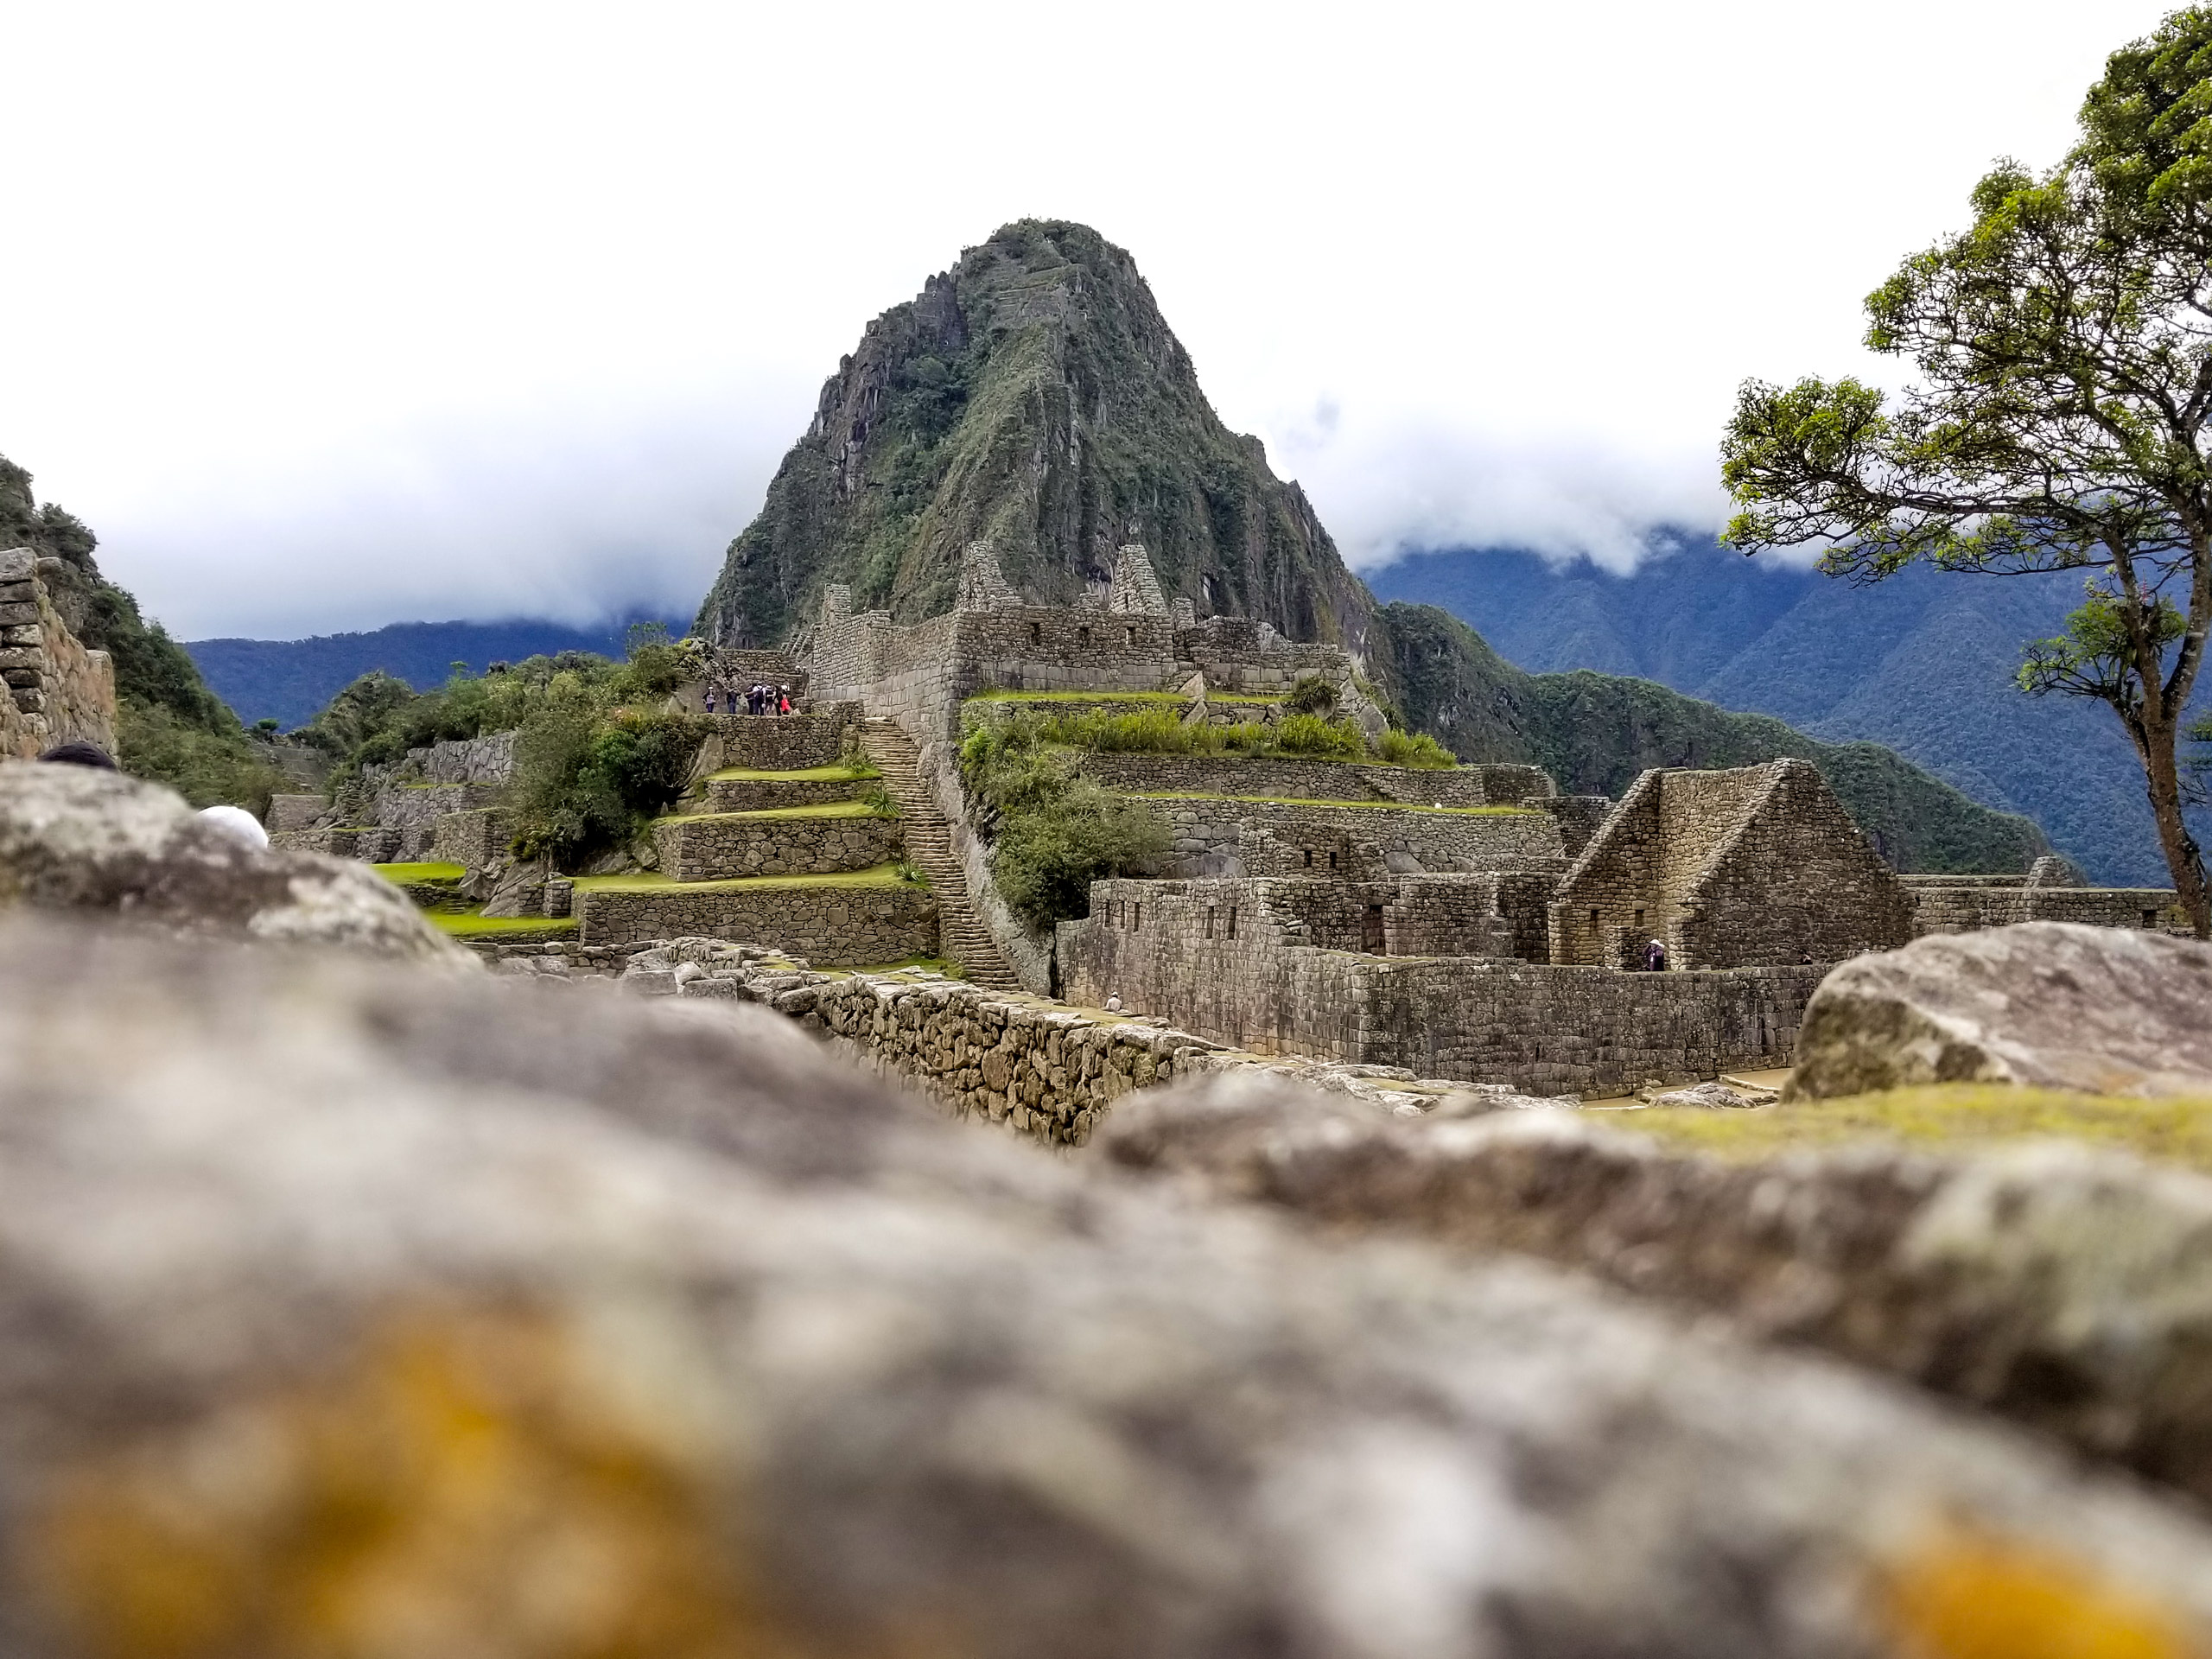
[0,547,116,761]
[271,538,2190,1098]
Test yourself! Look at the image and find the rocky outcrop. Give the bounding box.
[1098,1079,2212,1504]
[1789,921,2212,1099]
[5,913,2212,1656]
[0,762,468,963]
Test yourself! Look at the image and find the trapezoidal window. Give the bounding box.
[1227,907,1237,939]
[1030,622,1041,645]
[1078,626,1091,647]
[1124,625,1136,647]
[1205,906,1216,940]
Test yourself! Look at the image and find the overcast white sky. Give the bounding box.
[2,0,2180,639]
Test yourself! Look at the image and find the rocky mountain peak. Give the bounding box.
[696,220,1373,652]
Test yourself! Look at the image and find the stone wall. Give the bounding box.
[709,707,862,771]
[605,942,1577,1147]
[704,775,862,812]
[1062,876,1827,1095]
[575,879,938,958]
[431,806,513,868]
[372,782,510,860]
[1549,761,1914,969]
[1073,753,1555,808]
[652,810,903,880]
[1149,798,1564,874]
[1904,876,2190,935]
[0,548,118,760]
[268,794,329,835]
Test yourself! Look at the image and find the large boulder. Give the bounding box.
[0,760,468,963]
[1789,921,2212,1100]
[2,914,2212,1656]
[1099,1076,2212,1504]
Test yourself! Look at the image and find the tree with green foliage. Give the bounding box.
[1721,6,2212,937]
[958,713,1169,929]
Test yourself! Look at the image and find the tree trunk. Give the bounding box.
[2141,714,2212,938]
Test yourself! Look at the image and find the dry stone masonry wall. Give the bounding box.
[0,548,117,759]
[607,941,1574,1147]
[575,879,938,957]
[652,810,903,880]
[1063,877,1825,1095]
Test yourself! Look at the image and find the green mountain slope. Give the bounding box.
[1,455,280,810]
[696,220,2047,874]
[697,220,1372,652]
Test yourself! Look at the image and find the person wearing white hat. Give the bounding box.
[197,804,270,852]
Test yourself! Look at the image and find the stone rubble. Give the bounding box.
[1789,921,2212,1099]
[1098,1077,2212,1506]
[5,912,2212,1656]
[0,761,471,964]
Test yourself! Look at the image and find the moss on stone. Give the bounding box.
[372,861,467,885]
[1626,1084,2212,1175]
[429,913,578,938]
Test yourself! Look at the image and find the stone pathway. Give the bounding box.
[860,719,1020,989]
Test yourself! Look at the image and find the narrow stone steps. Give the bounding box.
[860,721,1021,989]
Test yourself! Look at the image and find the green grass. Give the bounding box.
[656,800,881,826]
[705,763,870,782]
[430,912,578,938]
[372,861,467,884]
[1122,791,1537,816]
[570,863,921,894]
[1625,1084,2212,1175]
[965,688,1284,707]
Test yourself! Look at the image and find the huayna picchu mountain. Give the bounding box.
[697,219,2048,873]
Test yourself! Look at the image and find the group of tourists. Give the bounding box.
[703,683,794,717]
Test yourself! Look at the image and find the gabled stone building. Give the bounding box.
[1547,760,1916,969]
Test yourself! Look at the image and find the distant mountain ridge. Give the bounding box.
[186,616,688,730]
[1368,539,2206,886]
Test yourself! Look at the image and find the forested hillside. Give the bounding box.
[0,455,280,810]
[1369,539,2200,884]
[187,615,689,729]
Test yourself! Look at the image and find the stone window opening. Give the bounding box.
[1302,849,1313,869]
[1078,626,1091,648]
[1205,906,1216,939]
[1133,902,1142,931]
[1328,849,1338,871]
[1124,625,1136,647]
[1227,907,1237,938]
[2145,909,2159,928]
[1030,622,1041,645]
[1362,905,1386,955]
[1634,908,1644,929]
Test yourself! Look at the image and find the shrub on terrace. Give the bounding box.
[1283,675,1338,716]
[1273,714,1365,759]
[960,714,1170,929]
[1377,728,1457,768]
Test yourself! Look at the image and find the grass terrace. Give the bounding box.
[430,912,578,939]
[372,861,467,883]
[1628,1084,2212,1175]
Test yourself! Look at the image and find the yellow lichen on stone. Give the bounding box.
[26,1309,779,1659]
[1884,1533,2196,1659]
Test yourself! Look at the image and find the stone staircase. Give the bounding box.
[861,719,1021,989]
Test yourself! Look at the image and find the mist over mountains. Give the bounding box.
[1368,538,2205,886]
